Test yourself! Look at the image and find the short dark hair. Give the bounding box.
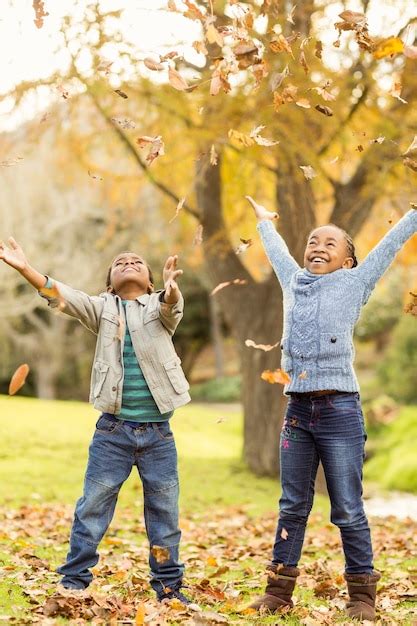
[105,252,154,294]
[307,224,358,268]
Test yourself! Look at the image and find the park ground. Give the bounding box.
[0,396,416,625]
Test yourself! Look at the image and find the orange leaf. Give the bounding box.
[9,364,30,396]
[261,369,291,385]
[210,279,247,296]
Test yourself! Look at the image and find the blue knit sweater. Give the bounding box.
[257,210,417,394]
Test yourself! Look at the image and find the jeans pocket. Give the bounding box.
[154,421,174,440]
[95,415,120,433]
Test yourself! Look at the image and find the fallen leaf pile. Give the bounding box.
[0,504,416,624]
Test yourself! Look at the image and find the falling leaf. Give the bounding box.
[9,364,30,396]
[169,197,186,223]
[167,0,178,10]
[404,292,417,316]
[160,51,179,62]
[39,282,66,310]
[32,0,48,29]
[235,238,253,254]
[296,98,311,109]
[144,57,165,71]
[315,104,333,116]
[245,339,279,352]
[97,60,113,74]
[228,129,255,148]
[261,369,291,385]
[87,170,103,181]
[193,224,203,246]
[338,10,366,25]
[151,545,170,563]
[312,82,336,101]
[111,117,136,129]
[168,67,191,91]
[193,40,208,55]
[210,144,218,166]
[183,0,205,21]
[315,40,323,59]
[403,158,417,172]
[270,34,294,59]
[372,36,404,60]
[270,65,289,91]
[299,51,309,74]
[390,82,407,104]
[0,157,23,167]
[281,528,288,540]
[249,126,279,147]
[114,89,128,99]
[211,279,247,296]
[370,136,385,144]
[356,145,364,152]
[286,5,296,25]
[206,23,224,47]
[136,135,165,166]
[403,135,417,156]
[298,370,308,379]
[299,165,317,180]
[57,85,69,99]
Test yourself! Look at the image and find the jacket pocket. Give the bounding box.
[144,309,164,337]
[93,361,110,398]
[318,332,351,369]
[101,311,121,338]
[163,358,190,394]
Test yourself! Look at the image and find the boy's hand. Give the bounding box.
[162,255,183,303]
[245,196,279,221]
[0,237,28,271]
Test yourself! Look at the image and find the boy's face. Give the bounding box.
[303,225,354,274]
[110,253,152,294]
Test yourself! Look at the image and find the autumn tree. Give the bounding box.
[3,0,417,474]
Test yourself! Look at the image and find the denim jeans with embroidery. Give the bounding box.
[57,414,184,595]
[272,392,374,574]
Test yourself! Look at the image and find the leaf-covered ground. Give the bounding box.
[1,503,416,625]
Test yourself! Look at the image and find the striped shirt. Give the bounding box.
[117,300,173,422]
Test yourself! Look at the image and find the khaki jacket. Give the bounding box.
[40,280,191,414]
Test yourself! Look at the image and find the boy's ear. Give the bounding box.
[342,257,354,269]
[107,285,115,293]
[147,283,154,294]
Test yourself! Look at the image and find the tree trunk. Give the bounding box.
[35,360,57,399]
[209,297,225,379]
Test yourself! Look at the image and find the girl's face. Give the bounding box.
[303,225,354,274]
[109,253,152,294]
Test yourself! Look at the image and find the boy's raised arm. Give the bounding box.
[158,254,184,335]
[352,208,417,301]
[246,196,300,289]
[0,237,104,334]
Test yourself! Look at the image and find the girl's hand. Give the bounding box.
[162,255,183,302]
[245,196,279,221]
[0,237,28,271]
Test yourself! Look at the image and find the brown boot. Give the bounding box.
[249,564,300,613]
[344,570,381,621]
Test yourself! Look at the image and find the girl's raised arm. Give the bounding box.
[246,196,300,290]
[352,208,417,302]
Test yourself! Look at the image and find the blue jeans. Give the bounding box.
[57,414,184,596]
[272,392,374,574]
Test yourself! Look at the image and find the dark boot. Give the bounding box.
[249,564,300,613]
[344,570,381,621]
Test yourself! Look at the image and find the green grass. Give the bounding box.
[0,395,288,516]
[364,405,417,492]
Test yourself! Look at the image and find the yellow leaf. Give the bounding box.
[261,369,291,385]
[207,555,218,567]
[135,602,146,625]
[373,36,404,60]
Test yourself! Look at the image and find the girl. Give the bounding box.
[245,197,417,621]
[0,238,191,604]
